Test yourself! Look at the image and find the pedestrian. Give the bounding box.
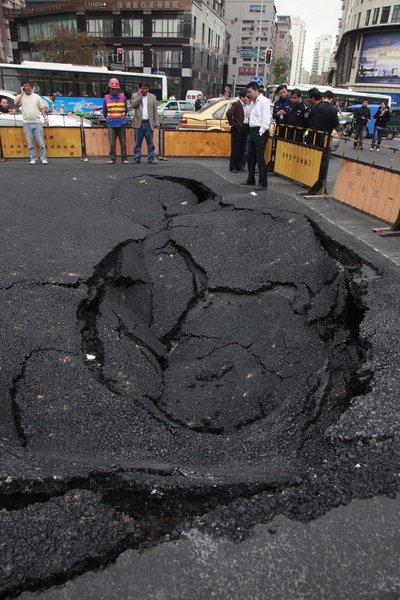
[103,77,129,164]
[352,99,371,150]
[14,80,48,165]
[286,89,309,142]
[131,82,160,164]
[239,94,252,171]
[194,94,203,111]
[0,98,10,113]
[307,87,339,148]
[169,94,176,100]
[226,90,249,173]
[371,101,391,152]
[272,84,292,137]
[241,81,271,190]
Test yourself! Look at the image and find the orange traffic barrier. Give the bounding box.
[0,127,82,158]
[83,129,159,157]
[333,159,400,224]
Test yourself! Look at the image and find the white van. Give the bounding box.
[186,90,203,101]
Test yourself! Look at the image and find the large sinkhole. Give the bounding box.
[68,175,374,473]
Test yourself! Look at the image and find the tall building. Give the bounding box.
[311,34,333,75]
[5,0,226,98]
[224,0,276,91]
[275,16,292,60]
[289,16,306,85]
[0,0,25,62]
[335,0,400,105]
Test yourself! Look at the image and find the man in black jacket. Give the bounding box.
[353,99,371,150]
[226,90,249,172]
[286,89,309,142]
[273,84,292,138]
[307,88,339,148]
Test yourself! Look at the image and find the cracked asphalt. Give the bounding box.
[1,159,400,599]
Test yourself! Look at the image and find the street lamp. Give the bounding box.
[151,49,159,74]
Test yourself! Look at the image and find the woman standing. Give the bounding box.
[371,102,391,151]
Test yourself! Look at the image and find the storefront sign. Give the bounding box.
[4,0,191,17]
[238,66,265,76]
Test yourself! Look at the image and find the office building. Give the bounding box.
[289,16,305,85]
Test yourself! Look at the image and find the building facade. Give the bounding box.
[5,0,226,98]
[274,14,292,82]
[224,0,276,92]
[335,0,400,104]
[1,0,25,62]
[311,33,332,76]
[289,16,305,85]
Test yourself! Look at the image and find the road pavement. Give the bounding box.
[1,157,400,599]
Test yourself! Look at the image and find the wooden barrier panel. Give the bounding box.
[163,130,273,160]
[333,159,400,224]
[0,127,82,158]
[274,139,323,187]
[84,128,159,157]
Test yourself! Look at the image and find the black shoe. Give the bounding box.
[230,168,238,173]
[148,160,157,164]
[133,160,141,164]
[254,185,268,190]
[240,180,256,186]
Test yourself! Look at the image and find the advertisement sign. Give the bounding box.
[238,66,265,76]
[356,32,400,84]
[52,96,104,115]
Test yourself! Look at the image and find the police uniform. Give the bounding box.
[273,96,292,138]
[286,102,310,142]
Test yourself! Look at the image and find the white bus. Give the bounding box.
[0,61,168,102]
[266,84,392,108]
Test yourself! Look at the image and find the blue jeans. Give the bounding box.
[371,127,384,148]
[133,121,155,161]
[23,122,47,161]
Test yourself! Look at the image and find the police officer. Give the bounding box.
[272,84,292,138]
[286,89,309,142]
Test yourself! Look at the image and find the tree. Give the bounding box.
[272,58,289,85]
[32,26,105,66]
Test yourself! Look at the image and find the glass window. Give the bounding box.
[86,18,113,37]
[392,5,400,22]
[125,49,143,68]
[122,19,142,36]
[157,49,182,68]
[381,6,390,23]
[212,105,226,119]
[249,4,265,12]
[365,9,371,25]
[26,15,76,40]
[17,24,28,42]
[152,19,184,37]
[372,8,380,24]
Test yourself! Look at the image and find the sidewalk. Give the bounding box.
[171,155,400,268]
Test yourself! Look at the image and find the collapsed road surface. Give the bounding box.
[1,161,400,599]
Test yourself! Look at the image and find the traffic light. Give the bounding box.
[116,47,124,64]
[265,48,272,65]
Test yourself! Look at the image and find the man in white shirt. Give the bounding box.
[14,80,48,164]
[241,81,271,189]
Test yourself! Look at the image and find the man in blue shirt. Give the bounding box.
[103,77,129,164]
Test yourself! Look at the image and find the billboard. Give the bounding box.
[356,32,400,84]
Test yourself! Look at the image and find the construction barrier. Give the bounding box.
[161,128,273,163]
[333,158,400,233]
[0,127,82,158]
[83,128,159,157]
[272,125,331,194]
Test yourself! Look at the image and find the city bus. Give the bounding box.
[0,61,168,111]
[266,84,392,108]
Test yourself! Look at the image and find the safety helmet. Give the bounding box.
[108,77,120,90]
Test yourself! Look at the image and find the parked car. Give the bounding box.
[157,99,195,118]
[0,89,88,126]
[179,98,236,131]
[384,107,400,140]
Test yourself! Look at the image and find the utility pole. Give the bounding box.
[255,0,265,82]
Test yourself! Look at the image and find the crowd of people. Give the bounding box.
[5,79,392,173]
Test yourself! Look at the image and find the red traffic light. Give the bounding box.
[265,49,272,65]
[116,47,124,64]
